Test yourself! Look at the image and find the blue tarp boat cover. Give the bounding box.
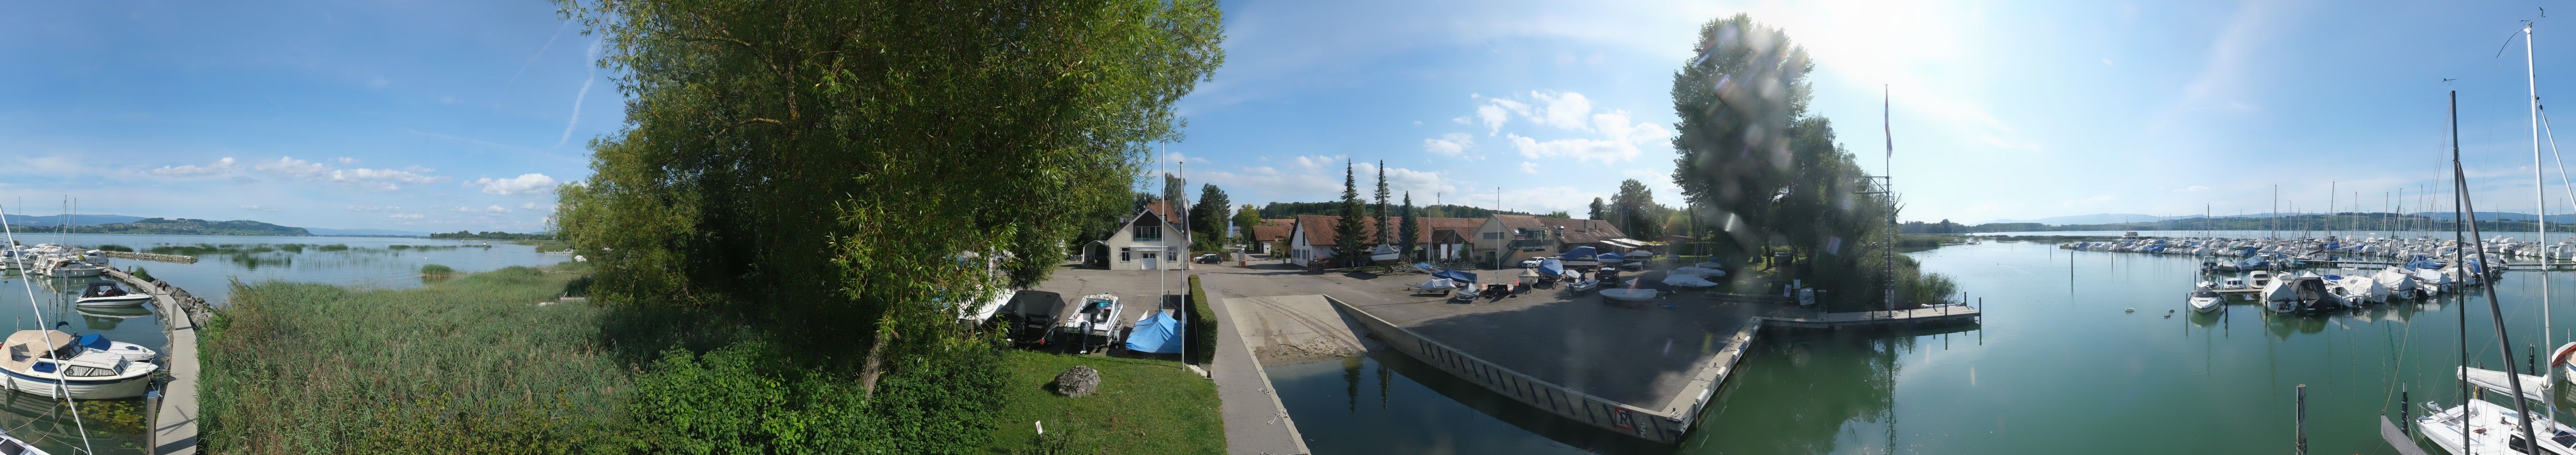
[1434,270,1478,283]
[76,333,107,351]
[1537,259,1565,277]
[1596,252,1625,261]
[1123,312,1183,354]
[1560,246,1598,260]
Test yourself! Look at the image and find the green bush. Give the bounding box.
[420,264,455,276]
[1186,275,1216,365]
[128,267,155,283]
[93,244,133,252]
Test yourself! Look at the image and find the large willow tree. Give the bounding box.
[554,0,1224,380]
[1670,14,1907,309]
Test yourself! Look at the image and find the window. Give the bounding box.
[1482,231,1502,240]
[1135,226,1160,241]
[66,366,116,377]
[1119,248,1132,262]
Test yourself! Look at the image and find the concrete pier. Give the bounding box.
[99,251,197,263]
[102,268,198,455]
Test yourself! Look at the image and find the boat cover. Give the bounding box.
[1537,259,1565,277]
[1694,261,1723,269]
[1420,278,1459,291]
[1662,274,1718,287]
[1600,288,1657,301]
[1670,266,1726,277]
[1434,270,1478,283]
[1596,252,1625,262]
[1560,246,1598,260]
[76,333,107,351]
[1123,312,1184,354]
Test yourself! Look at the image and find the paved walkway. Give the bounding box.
[1208,291,1310,455]
[104,268,198,455]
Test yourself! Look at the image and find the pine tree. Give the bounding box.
[1588,197,1607,220]
[1399,192,1421,260]
[1374,160,1391,245]
[1335,160,1370,263]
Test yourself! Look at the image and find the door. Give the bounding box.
[1142,253,1159,270]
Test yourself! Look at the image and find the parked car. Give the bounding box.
[1195,253,1221,263]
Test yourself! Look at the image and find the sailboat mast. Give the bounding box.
[2528,21,2557,427]
[2457,87,2547,451]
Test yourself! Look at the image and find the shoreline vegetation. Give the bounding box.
[203,263,1223,454]
[1902,212,2576,235]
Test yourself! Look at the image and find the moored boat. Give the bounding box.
[0,330,157,399]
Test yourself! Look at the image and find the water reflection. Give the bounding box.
[1680,325,1973,454]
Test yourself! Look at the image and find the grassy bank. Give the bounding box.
[983,351,1223,455]
[203,263,1225,454]
[203,263,626,454]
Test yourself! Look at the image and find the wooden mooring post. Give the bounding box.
[2296,384,2308,455]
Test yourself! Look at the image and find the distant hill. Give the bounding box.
[2408,212,2576,223]
[60,218,311,236]
[0,214,148,227]
[305,227,431,237]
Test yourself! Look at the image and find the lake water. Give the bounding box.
[0,233,560,454]
[1271,240,2576,454]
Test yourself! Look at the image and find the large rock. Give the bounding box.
[1053,366,1101,398]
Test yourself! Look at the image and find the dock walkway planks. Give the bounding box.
[104,268,198,455]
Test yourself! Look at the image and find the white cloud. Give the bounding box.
[486,205,512,213]
[466,173,559,196]
[1422,132,1477,159]
[347,205,399,212]
[388,213,425,220]
[1477,98,1527,136]
[239,204,279,212]
[250,156,443,191]
[1498,186,1596,215]
[521,202,554,211]
[1451,116,1469,125]
[335,157,356,165]
[1412,120,1423,127]
[1520,162,1540,174]
[1528,91,1594,132]
[2175,185,2209,192]
[150,157,238,178]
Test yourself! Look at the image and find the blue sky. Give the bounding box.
[10,1,2576,231]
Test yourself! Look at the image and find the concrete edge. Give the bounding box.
[1324,294,1694,443]
[1212,295,1312,455]
[105,268,199,455]
[1659,318,1762,430]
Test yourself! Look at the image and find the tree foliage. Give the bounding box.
[1373,160,1391,246]
[1188,183,1229,249]
[1611,179,1667,239]
[552,0,1224,450]
[1334,160,1369,261]
[1232,203,1261,244]
[1399,192,1420,259]
[1670,14,1902,309]
[1588,198,1607,220]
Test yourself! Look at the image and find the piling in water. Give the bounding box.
[2296,384,2308,455]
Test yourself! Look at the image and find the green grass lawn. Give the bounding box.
[984,351,1223,455]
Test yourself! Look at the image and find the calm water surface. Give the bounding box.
[0,233,559,454]
[1273,240,2576,454]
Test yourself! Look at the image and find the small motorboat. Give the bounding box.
[1415,278,1459,296]
[1535,259,1566,282]
[74,334,154,363]
[1566,277,1601,292]
[1596,252,1625,266]
[73,281,151,307]
[1663,273,1719,289]
[0,330,158,399]
[1451,282,1484,302]
[1600,288,1657,303]
[1053,294,1121,354]
[2187,288,2222,313]
[2219,276,2248,290]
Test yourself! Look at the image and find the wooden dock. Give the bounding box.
[1759,305,1982,329]
[100,251,197,263]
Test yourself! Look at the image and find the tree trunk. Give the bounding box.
[857,327,889,398]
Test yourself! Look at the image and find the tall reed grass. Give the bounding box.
[202,264,628,454]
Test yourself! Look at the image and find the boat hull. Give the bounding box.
[72,295,150,307]
[0,369,153,400]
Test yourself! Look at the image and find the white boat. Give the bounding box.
[2220,276,2248,290]
[1053,294,1121,353]
[70,333,154,363]
[1599,288,1656,303]
[1662,273,1718,289]
[72,281,150,307]
[1368,244,1401,265]
[954,289,1016,325]
[2249,270,2274,289]
[2416,395,2576,455]
[2376,267,2421,299]
[0,330,158,399]
[1668,266,1725,277]
[80,250,107,267]
[31,258,100,278]
[2187,288,2222,312]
